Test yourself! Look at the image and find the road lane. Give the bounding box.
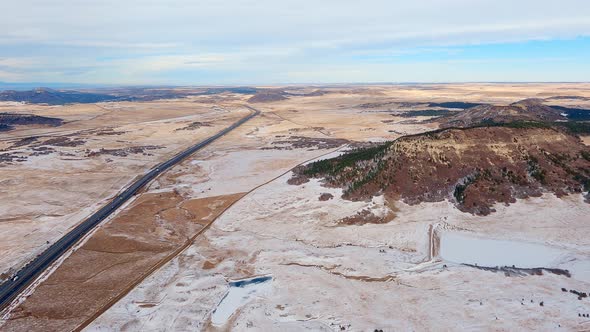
[0,106,260,311]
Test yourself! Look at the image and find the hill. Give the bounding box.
[0,113,63,131]
[247,90,288,103]
[439,99,565,128]
[291,125,590,215]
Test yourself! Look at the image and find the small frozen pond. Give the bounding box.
[210,275,272,326]
[440,232,567,268]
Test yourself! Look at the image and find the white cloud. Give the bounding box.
[0,0,589,83]
[0,57,41,69]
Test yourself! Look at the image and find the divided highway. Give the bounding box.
[0,106,260,311]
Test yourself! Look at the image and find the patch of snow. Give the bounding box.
[210,276,272,326]
[440,231,566,268]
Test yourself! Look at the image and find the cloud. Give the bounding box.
[1,0,589,83]
[0,57,40,69]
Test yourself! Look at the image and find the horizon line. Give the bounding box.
[1,81,590,91]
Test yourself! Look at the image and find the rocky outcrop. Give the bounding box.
[292,125,590,215]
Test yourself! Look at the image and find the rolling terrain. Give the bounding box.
[293,98,590,215]
[1,84,590,331]
[294,125,590,215]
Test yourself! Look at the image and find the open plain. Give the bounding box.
[1,84,590,331]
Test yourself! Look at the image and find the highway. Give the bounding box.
[0,106,260,312]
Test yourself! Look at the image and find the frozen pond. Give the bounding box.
[210,275,272,326]
[440,232,567,268]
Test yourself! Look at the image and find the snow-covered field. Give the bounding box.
[211,276,273,326]
[88,168,590,331]
[0,101,244,278]
[439,232,568,269]
[5,85,590,331]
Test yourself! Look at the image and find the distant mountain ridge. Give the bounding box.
[0,86,264,104]
[440,98,566,128]
[0,88,121,105]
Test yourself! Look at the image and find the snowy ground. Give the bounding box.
[85,85,590,331]
[87,169,590,331]
[0,101,245,278]
[5,84,590,331]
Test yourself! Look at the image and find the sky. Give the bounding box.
[1,0,589,85]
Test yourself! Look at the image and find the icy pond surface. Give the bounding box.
[440,232,567,268]
[210,276,272,326]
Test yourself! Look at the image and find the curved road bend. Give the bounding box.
[0,106,260,311]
